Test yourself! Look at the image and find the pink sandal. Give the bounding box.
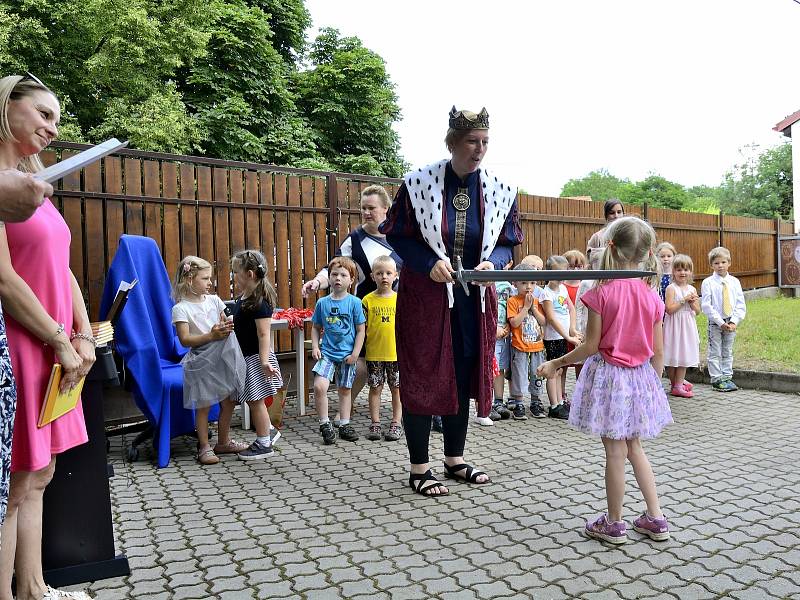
[213,439,249,454]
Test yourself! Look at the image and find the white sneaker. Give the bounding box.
[473,416,494,427]
[42,586,93,600]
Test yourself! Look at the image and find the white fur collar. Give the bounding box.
[404,159,517,308]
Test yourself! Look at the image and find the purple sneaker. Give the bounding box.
[584,514,627,545]
[633,513,671,541]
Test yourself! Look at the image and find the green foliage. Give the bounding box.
[0,2,403,174]
[561,141,792,218]
[296,28,405,177]
[560,169,630,201]
[718,143,793,219]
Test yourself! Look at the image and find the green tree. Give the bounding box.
[718,143,792,219]
[0,0,211,151]
[560,169,632,201]
[0,2,405,173]
[296,28,405,177]
[178,0,317,163]
[623,174,690,210]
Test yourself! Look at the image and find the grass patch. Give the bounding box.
[696,296,800,374]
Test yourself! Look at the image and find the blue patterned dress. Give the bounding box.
[0,306,17,535]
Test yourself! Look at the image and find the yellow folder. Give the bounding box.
[38,364,85,428]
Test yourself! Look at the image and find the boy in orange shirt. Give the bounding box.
[506,264,548,419]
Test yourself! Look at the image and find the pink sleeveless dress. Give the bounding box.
[4,200,88,472]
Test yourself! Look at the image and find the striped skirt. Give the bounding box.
[236,353,283,404]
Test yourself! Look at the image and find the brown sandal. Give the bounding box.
[196,448,219,465]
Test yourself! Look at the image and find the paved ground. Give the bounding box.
[69,378,800,600]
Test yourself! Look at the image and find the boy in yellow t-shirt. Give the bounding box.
[361,256,402,441]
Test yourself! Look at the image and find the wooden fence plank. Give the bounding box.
[104,157,124,281]
[84,161,104,321]
[196,166,213,267]
[212,167,231,298]
[244,171,260,249]
[124,158,144,235]
[143,161,162,250]
[287,175,303,310]
[300,177,317,306]
[179,163,197,258]
[162,163,181,271]
[273,174,290,350]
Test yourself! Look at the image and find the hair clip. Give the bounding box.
[183,263,191,273]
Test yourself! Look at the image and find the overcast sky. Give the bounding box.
[304,0,799,196]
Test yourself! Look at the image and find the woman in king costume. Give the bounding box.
[380,106,523,497]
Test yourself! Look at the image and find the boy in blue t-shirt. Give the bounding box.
[311,256,366,444]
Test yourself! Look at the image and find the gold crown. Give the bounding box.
[448,106,489,130]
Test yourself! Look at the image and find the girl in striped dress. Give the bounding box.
[231,250,283,461]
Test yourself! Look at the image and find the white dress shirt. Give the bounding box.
[701,272,746,326]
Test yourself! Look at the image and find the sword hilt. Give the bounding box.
[453,256,470,296]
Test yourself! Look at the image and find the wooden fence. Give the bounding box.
[41,142,794,351]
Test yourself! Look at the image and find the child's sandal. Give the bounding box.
[443,462,491,484]
[196,448,219,465]
[409,470,449,497]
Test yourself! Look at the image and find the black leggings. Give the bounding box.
[403,354,475,465]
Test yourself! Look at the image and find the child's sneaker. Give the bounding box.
[338,423,359,442]
[384,422,403,441]
[366,423,382,441]
[320,422,336,445]
[493,402,512,420]
[632,513,671,541]
[725,379,739,391]
[682,380,693,391]
[529,398,546,418]
[488,407,502,421]
[270,428,281,447]
[474,416,494,426]
[237,439,273,461]
[548,404,570,420]
[584,514,627,545]
[512,404,528,420]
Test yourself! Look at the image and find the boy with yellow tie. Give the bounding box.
[701,247,746,391]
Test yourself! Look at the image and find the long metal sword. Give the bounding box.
[453,256,656,296]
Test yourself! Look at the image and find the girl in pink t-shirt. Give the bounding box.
[538,217,673,546]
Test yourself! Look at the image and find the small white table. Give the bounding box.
[241,317,310,430]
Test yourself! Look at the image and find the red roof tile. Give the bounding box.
[773,109,800,136]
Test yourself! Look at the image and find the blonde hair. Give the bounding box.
[520,254,543,269]
[231,249,278,311]
[546,255,568,270]
[371,254,396,272]
[708,246,731,264]
[445,128,470,152]
[599,216,660,288]
[361,185,391,209]
[0,75,56,173]
[563,249,587,267]
[655,242,676,257]
[671,254,694,283]
[173,255,213,301]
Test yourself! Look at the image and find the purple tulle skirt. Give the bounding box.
[569,354,673,439]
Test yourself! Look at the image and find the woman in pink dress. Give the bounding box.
[0,75,94,600]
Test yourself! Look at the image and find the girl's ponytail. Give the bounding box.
[232,250,278,311]
[600,217,660,288]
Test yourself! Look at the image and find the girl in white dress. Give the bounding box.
[663,254,701,398]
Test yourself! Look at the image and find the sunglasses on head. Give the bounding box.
[21,72,46,87]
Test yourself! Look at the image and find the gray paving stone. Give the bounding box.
[101,382,800,600]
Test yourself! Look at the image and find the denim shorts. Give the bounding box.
[494,337,511,370]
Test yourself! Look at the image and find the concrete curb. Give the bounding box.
[686,366,800,395]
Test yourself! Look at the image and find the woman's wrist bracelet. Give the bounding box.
[71,332,97,347]
[48,323,65,345]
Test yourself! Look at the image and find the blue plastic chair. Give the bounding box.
[100,235,218,467]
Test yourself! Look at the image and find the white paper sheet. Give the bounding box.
[34,138,129,184]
